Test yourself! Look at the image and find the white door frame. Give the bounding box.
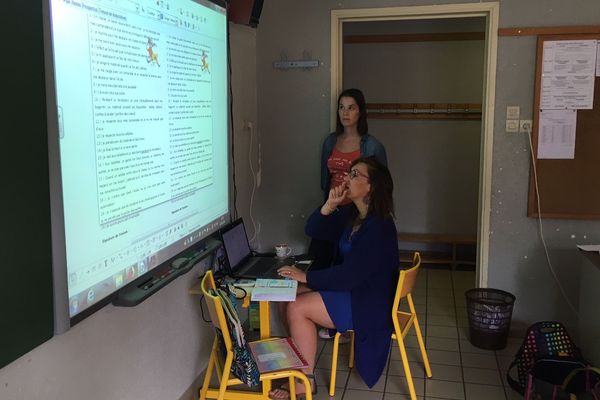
[331,2,499,287]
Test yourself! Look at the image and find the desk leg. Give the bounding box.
[259,301,270,339]
[259,301,272,396]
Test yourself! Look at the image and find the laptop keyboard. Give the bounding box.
[244,258,279,277]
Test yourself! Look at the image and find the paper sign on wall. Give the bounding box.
[541,40,597,110]
[537,109,577,159]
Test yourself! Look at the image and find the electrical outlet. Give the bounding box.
[519,119,532,133]
[506,119,519,133]
[506,106,520,120]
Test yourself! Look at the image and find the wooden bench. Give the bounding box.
[398,232,477,269]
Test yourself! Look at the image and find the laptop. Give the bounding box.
[219,218,308,279]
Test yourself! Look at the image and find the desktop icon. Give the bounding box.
[70,298,79,315]
[138,259,148,274]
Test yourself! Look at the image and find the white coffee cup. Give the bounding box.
[274,244,292,258]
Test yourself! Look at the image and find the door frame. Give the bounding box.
[330,2,499,287]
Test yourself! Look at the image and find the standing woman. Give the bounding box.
[311,88,388,270]
[272,157,399,398]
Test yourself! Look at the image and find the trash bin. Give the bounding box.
[465,288,516,350]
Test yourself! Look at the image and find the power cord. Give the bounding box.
[246,122,261,246]
[525,122,579,318]
[226,14,238,221]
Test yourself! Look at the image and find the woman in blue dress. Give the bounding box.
[271,157,399,399]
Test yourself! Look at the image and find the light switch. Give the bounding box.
[506,119,519,133]
[506,106,520,120]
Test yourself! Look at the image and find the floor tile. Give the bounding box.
[388,360,426,378]
[385,375,425,396]
[343,389,384,400]
[427,315,457,327]
[312,390,341,399]
[321,341,351,355]
[316,353,351,371]
[462,367,502,385]
[428,363,463,382]
[425,379,465,399]
[315,367,348,389]
[427,325,459,339]
[426,336,460,352]
[383,394,423,400]
[427,303,456,316]
[460,353,498,369]
[459,339,495,354]
[425,349,461,366]
[505,385,523,400]
[465,383,506,400]
[390,346,423,362]
[494,337,521,357]
[346,371,386,392]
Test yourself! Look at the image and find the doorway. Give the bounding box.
[331,3,499,287]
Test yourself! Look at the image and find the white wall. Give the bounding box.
[0,23,257,400]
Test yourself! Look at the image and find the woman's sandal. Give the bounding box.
[268,373,317,400]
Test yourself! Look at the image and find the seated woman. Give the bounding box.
[271,156,399,399]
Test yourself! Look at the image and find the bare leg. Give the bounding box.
[270,291,335,399]
[277,284,313,335]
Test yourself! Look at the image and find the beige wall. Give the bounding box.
[343,19,484,235]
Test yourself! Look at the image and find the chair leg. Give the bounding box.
[329,333,341,397]
[200,339,218,400]
[413,315,432,378]
[217,354,233,400]
[396,335,418,400]
[289,376,297,400]
[349,331,355,369]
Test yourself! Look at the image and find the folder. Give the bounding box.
[248,337,308,373]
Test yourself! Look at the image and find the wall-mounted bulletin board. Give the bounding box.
[528,33,600,219]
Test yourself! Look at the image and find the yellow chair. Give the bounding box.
[199,271,312,400]
[329,252,432,399]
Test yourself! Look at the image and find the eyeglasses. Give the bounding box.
[348,169,369,180]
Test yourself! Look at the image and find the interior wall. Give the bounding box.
[343,19,484,234]
[0,21,257,400]
[255,0,600,333]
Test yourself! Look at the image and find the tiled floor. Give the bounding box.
[310,268,524,400]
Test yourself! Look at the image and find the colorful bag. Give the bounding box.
[524,361,600,399]
[507,321,583,395]
[212,288,260,387]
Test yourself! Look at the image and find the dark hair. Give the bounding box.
[335,88,368,136]
[349,156,395,221]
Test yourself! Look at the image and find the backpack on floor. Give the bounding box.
[507,321,584,395]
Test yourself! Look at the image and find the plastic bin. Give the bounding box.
[465,288,516,350]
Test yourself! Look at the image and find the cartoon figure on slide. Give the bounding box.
[201,50,210,73]
[146,37,160,66]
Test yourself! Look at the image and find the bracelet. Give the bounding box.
[324,202,337,213]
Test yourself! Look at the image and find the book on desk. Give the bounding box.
[250,278,297,302]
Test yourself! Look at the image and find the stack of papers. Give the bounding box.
[250,279,297,302]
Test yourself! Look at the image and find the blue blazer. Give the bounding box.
[305,207,399,388]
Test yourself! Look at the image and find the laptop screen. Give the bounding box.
[221,220,251,271]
